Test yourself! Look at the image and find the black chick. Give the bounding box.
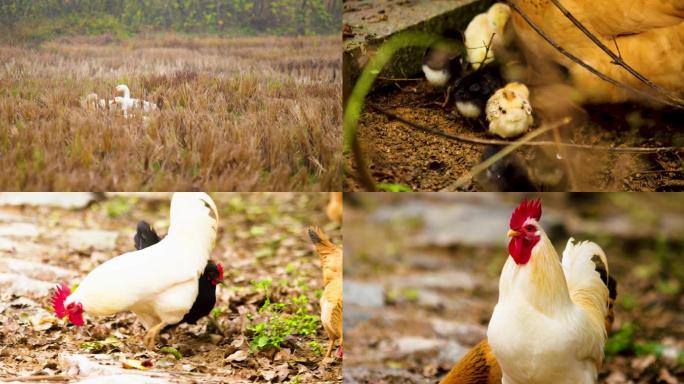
[422,37,463,89]
[453,63,504,121]
[477,145,538,191]
[134,221,223,325]
[422,35,464,107]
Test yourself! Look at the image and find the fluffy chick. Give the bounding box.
[453,64,504,120]
[464,3,511,69]
[485,82,533,138]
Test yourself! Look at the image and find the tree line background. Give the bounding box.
[0,0,341,41]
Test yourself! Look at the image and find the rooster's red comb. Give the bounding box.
[52,282,71,318]
[217,263,224,281]
[510,198,542,229]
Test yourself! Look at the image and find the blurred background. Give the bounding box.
[0,0,341,41]
[344,193,684,383]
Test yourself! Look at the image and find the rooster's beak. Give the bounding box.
[507,229,519,238]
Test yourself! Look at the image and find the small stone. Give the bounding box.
[208,333,223,345]
[0,193,97,209]
[344,280,384,307]
[66,229,118,252]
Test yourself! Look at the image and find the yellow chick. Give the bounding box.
[464,3,511,69]
[485,82,533,138]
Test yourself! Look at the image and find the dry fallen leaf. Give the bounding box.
[30,314,57,331]
[122,359,147,370]
[631,355,656,373]
[262,369,276,382]
[274,363,290,382]
[658,368,678,384]
[226,350,248,362]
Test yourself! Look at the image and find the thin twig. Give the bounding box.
[473,33,496,69]
[551,118,577,189]
[377,77,423,82]
[503,0,683,109]
[441,118,571,191]
[369,103,682,154]
[548,0,681,105]
[630,169,684,178]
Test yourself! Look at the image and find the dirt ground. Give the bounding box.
[0,193,342,383]
[343,193,684,383]
[344,81,684,192]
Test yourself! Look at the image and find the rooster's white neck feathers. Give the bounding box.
[498,226,572,314]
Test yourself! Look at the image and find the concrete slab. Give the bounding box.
[343,0,493,99]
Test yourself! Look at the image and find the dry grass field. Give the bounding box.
[0,34,341,191]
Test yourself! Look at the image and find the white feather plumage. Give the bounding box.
[464,3,511,69]
[488,220,609,384]
[114,84,158,117]
[422,64,451,88]
[65,193,219,333]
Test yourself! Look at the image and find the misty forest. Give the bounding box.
[0,0,341,41]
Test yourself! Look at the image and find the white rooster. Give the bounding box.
[487,198,617,384]
[52,192,219,349]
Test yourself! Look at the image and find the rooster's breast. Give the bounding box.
[487,300,595,384]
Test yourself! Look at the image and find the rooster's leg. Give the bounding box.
[325,336,335,358]
[143,322,167,350]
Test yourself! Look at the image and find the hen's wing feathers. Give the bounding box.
[320,279,343,338]
[582,0,684,35]
[512,0,684,103]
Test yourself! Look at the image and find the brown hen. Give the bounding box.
[511,0,684,104]
[308,227,343,358]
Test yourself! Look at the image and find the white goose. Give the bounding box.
[114,84,158,117]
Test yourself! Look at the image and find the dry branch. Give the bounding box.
[369,104,681,154]
[548,0,680,105]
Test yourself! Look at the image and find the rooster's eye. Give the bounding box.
[524,225,535,232]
